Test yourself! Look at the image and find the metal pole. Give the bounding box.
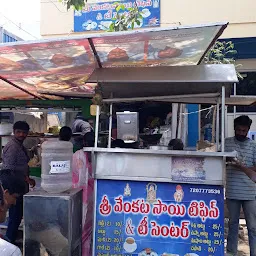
[233,83,237,119]
[225,106,228,138]
[216,101,220,151]
[221,86,225,152]
[108,103,113,148]
[103,93,220,103]
[172,103,178,139]
[94,105,100,148]
[198,104,201,141]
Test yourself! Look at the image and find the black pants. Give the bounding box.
[6,197,23,243]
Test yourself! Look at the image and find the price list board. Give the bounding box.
[94,180,224,256]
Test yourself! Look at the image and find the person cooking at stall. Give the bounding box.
[168,139,184,150]
[2,121,36,244]
[72,113,93,151]
[72,132,95,255]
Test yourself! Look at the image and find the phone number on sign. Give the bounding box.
[190,188,221,194]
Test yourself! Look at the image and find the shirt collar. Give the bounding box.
[12,137,23,146]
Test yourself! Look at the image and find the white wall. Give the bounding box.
[41,0,256,38]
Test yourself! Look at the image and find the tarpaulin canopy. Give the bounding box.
[0,22,228,100]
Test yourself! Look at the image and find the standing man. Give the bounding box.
[225,115,256,256]
[0,170,25,256]
[72,113,92,150]
[2,121,35,243]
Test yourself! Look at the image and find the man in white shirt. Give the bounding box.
[0,170,25,256]
[225,115,256,256]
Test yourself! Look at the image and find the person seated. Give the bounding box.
[168,139,184,150]
[111,139,126,148]
[0,170,25,256]
[59,126,72,142]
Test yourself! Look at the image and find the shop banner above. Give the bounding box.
[0,23,227,99]
[0,80,34,100]
[74,0,161,32]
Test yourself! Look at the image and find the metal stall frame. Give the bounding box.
[89,65,238,150]
[88,64,251,254]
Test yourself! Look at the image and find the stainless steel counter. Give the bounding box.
[85,148,236,185]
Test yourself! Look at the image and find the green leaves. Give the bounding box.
[116,4,125,12]
[106,2,143,32]
[62,0,85,11]
[204,41,243,80]
[108,23,115,32]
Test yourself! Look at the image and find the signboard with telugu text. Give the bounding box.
[94,179,224,256]
[74,0,160,32]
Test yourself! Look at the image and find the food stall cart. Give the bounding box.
[88,65,238,256]
[1,21,256,256]
[83,24,247,255]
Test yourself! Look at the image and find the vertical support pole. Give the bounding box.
[233,83,237,120]
[216,101,220,151]
[221,86,225,152]
[108,103,113,148]
[94,105,100,148]
[198,104,201,141]
[183,106,188,147]
[225,106,228,138]
[171,103,178,139]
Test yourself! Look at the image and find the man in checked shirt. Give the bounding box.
[2,121,35,244]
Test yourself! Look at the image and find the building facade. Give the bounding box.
[40,0,256,143]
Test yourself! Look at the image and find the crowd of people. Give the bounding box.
[0,114,255,255]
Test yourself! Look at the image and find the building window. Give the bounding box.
[228,72,256,113]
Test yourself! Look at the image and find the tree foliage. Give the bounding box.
[204,41,242,79]
[108,3,143,32]
[61,0,85,11]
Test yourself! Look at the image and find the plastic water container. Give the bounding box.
[41,140,73,193]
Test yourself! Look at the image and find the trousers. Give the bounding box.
[227,199,256,256]
[6,197,23,243]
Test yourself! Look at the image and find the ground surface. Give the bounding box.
[225,219,250,256]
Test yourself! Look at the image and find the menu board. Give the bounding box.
[94,180,224,256]
[171,157,206,182]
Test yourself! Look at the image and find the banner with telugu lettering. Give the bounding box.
[74,0,160,32]
[94,180,224,256]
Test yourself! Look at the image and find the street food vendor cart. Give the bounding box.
[1,21,256,256]
[89,66,238,256]
[84,24,245,256]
